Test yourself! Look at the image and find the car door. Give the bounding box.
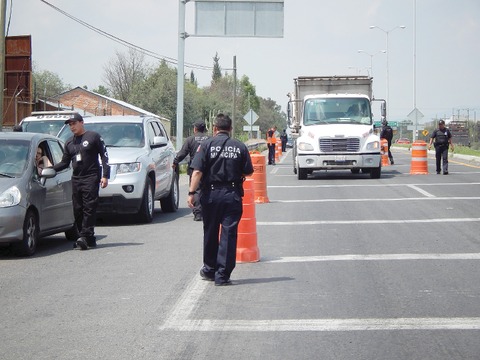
[39,139,74,230]
[147,120,172,197]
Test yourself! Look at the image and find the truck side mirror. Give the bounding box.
[381,101,386,118]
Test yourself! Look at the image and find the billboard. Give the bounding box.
[195,0,284,37]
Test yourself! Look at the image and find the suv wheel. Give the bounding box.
[160,172,179,213]
[137,177,154,223]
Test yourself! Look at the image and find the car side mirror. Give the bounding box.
[152,136,168,148]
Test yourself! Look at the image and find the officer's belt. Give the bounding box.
[208,181,240,190]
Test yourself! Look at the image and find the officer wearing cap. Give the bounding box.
[173,120,209,221]
[428,119,454,174]
[380,118,394,164]
[188,114,254,286]
[53,113,110,250]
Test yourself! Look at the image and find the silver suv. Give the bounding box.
[58,115,179,223]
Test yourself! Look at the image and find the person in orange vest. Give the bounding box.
[266,126,277,165]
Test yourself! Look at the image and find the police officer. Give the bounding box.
[173,120,209,221]
[188,114,254,286]
[428,119,454,174]
[380,119,394,164]
[53,113,110,250]
[266,125,277,165]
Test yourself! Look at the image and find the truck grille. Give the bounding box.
[319,138,360,152]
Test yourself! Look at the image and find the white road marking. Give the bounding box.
[257,218,480,226]
[163,317,480,332]
[262,253,480,263]
[407,184,436,197]
[159,253,480,333]
[268,182,480,188]
[272,197,480,203]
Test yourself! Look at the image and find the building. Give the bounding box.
[47,87,171,135]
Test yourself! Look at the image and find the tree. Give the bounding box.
[211,52,222,84]
[32,67,69,100]
[103,49,149,102]
[92,85,110,97]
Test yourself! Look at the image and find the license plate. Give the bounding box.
[335,156,346,162]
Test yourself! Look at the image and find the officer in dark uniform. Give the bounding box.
[53,113,110,250]
[173,120,209,221]
[380,119,394,164]
[188,114,254,286]
[428,119,454,174]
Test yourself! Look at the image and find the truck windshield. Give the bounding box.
[303,98,372,126]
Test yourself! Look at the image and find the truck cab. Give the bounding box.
[288,76,385,179]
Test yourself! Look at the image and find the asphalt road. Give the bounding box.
[1,147,480,360]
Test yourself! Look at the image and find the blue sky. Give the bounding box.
[8,0,480,123]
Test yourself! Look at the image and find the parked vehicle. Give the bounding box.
[287,76,385,179]
[0,132,78,256]
[19,111,81,136]
[58,115,179,223]
[395,138,411,144]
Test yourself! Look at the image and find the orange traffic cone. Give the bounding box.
[249,153,269,203]
[410,140,428,174]
[381,138,390,167]
[236,177,260,263]
[275,138,281,162]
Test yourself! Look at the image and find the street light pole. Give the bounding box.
[369,25,406,119]
[357,49,386,78]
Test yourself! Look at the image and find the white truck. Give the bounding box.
[287,76,385,179]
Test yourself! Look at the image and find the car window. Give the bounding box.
[47,139,66,165]
[146,122,157,145]
[0,140,29,177]
[23,121,65,136]
[151,121,164,137]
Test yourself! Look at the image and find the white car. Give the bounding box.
[58,115,179,223]
[19,111,80,136]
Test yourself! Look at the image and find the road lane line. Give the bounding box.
[257,218,480,226]
[407,184,435,197]
[272,196,480,203]
[262,253,480,263]
[268,182,480,188]
[165,317,480,332]
[160,276,208,331]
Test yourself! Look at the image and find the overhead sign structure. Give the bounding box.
[195,0,284,37]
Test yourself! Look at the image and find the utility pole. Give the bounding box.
[232,56,236,137]
[0,0,6,130]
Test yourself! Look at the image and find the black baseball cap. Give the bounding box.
[64,113,84,124]
[439,120,445,125]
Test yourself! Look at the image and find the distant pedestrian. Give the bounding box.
[53,113,110,250]
[173,120,209,221]
[428,119,454,175]
[280,129,288,152]
[380,119,394,164]
[266,125,277,165]
[188,114,254,286]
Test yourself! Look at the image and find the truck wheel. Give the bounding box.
[370,166,381,179]
[138,177,154,223]
[160,172,179,213]
[13,210,39,256]
[297,168,308,180]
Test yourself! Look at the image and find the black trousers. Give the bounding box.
[267,144,276,164]
[72,174,100,239]
[435,145,449,173]
[200,187,243,283]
